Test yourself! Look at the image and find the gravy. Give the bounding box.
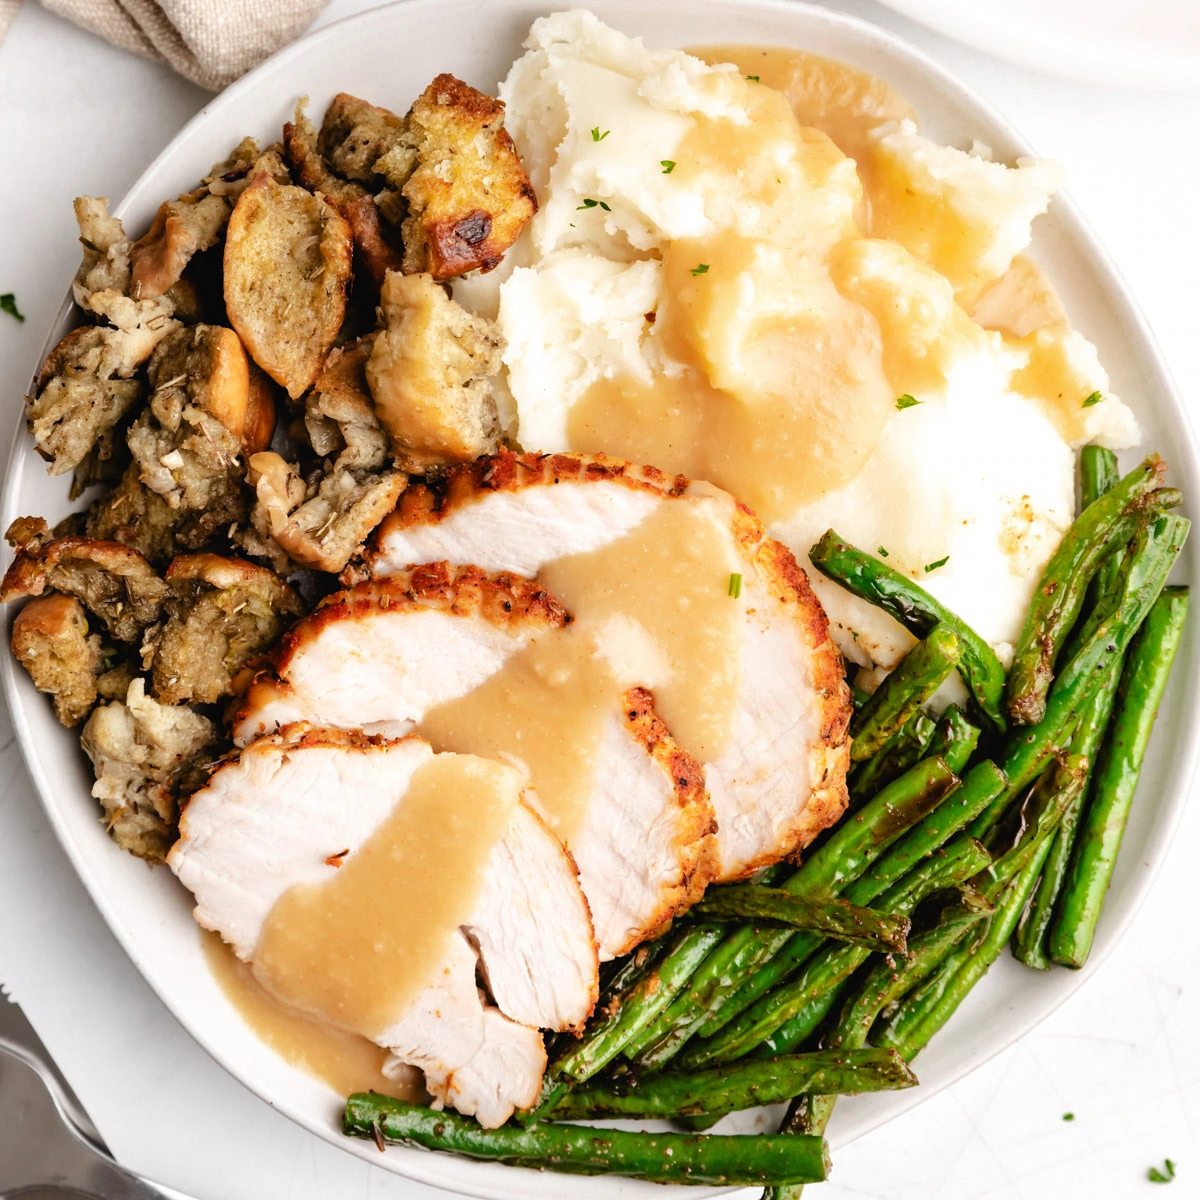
[570,70,896,522]
[253,754,519,1039]
[418,628,621,842]
[970,254,1102,445]
[202,931,423,1101]
[565,46,1080,523]
[692,44,914,211]
[419,499,742,837]
[540,497,741,762]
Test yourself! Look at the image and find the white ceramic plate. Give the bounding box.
[3,2,1197,1197]
[877,0,1200,91]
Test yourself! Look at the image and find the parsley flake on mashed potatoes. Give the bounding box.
[456,9,1138,674]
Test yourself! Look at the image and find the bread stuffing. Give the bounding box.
[142,553,302,705]
[81,677,217,862]
[366,271,502,472]
[5,84,530,867]
[11,593,103,726]
[223,173,354,398]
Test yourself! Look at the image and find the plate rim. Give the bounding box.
[3,0,1199,1195]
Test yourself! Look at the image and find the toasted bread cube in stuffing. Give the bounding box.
[71,198,182,372]
[117,324,275,557]
[26,327,143,477]
[305,339,389,471]
[312,82,533,281]
[85,462,200,564]
[142,554,302,705]
[122,326,255,544]
[129,192,230,301]
[127,127,295,301]
[245,451,405,574]
[146,324,276,457]
[11,594,103,725]
[285,99,405,298]
[342,194,408,297]
[395,74,536,280]
[224,173,353,398]
[284,99,367,209]
[366,271,502,473]
[1,528,167,644]
[73,196,132,301]
[125,404,247,543]
[97,661,138,702]
[6,516,48,550]
[81,677,217,862]
[203,138,292,199]
[318,92,408,183]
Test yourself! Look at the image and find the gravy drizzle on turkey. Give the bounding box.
[417,499,742,840]
[253,754,519,1039]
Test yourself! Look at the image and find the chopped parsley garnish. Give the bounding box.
[577,198,612,211]
[877,546,889,558]
[924,556,950,573]
[691,263,710,276]
[591,126,610,142]
[1062,1113,1075,1122]
[746,74,760,81]
[0,293,24,322]
[1082,390,1103,408]
[896,394,921,410]
[1148,1160,1176,1183]
[728,573,743,598]
[661,160,676,174]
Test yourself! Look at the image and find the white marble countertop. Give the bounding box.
[1,1,1198,1197]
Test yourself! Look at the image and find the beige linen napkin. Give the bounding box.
[7,0,328,90]
[0,0,20,43]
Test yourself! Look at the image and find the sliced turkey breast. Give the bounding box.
[233,562,567,744]
[168,726,597,1127]
[364,451,852,882]
[233,563,714,959]
[379,930,546,1126]
[362,453,676,579]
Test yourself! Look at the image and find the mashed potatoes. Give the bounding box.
[477,10,1139,668]
[870,121,1064,301]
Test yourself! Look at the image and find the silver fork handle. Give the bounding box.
[0,1044,165,1199]
[0,1033,105,1157]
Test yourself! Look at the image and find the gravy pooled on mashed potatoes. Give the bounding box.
[470,12,1139,674]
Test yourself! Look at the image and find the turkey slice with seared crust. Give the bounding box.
[363,451,852,882]
[233,563,714,959]
[233,562,567,743]
[169,727,597,1127]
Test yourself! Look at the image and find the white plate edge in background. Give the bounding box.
[876,0,1200,91]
